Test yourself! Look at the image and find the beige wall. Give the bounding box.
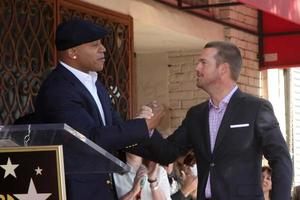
[226,28,260,95]
[168,51,209,133]
[135,53,171,134]
[136,51,210,135]
[82,0,224,53]
[219,5,260,95]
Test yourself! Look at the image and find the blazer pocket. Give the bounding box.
[237,184,262,196]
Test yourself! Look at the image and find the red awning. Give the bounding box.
[156,0,300,69]
[239,0,300,69]
[239,0,300,25]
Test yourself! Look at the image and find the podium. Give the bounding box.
[0,123,130,174]
[0,123,130,200]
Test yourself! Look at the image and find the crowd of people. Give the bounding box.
[116,161,300,200]
[17,18,295,199]
[113,153,171,200]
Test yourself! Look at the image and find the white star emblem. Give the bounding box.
[35,166,43,175]
[0,157,19,178]
[14,178,52,200]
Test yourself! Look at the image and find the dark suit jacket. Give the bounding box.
[144,89,292,200]
[35,64,149,200]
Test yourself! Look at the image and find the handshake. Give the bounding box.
[136,101,166,130]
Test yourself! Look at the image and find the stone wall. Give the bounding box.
[135,53,171,134]
[225,28,260,95]
[168,51,208,133]
[221,5,260,96]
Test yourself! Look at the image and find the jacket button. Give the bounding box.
[210,163,215,167]
[106,180,111,185]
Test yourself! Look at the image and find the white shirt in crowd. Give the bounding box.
[113,164,171,200]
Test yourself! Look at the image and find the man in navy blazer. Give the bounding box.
[35,19,163,200]
[142,41,292,200]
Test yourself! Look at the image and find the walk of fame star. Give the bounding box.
[13,178,52,200]
[0,157,19,178]
[35,166,43,175]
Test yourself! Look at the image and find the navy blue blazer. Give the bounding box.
[143,89,292,200]
[35,64,149,200]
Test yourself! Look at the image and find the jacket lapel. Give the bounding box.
[213,89,243,152]
[203,103,212,156]
[57,64,105,126]
[95,81,112,126]
[192,102,212,158]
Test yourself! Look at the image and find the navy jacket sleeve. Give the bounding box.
[256,99,293,200]
[132,112,193,165]
[35,66,150,152]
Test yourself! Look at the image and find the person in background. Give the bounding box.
[113,153,171,200]
[163,153,198,200]
[293,185,300,200]
[35,19,164,200]
[261,166,272,200]
[164,163,180,196]
[169,151,198,200]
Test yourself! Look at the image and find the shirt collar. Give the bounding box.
[209,85,238,109]
[60,61,98,84]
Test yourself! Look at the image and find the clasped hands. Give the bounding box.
[136,101,165,130]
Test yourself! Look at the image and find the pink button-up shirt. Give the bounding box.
[205,85,238,198]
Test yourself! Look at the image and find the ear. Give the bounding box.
[220,62,230,76]
[66,48,77,60]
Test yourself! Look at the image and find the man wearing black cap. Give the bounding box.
[35,19,163,200]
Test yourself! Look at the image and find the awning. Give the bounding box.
[239,0,300,25]
[156,0,300,69]
[239,0,300,69]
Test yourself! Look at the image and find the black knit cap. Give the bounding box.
[55,19,108,51]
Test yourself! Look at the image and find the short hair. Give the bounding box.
[183,151,196,167]
[262,166,272,176]
[204,41,242,81]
